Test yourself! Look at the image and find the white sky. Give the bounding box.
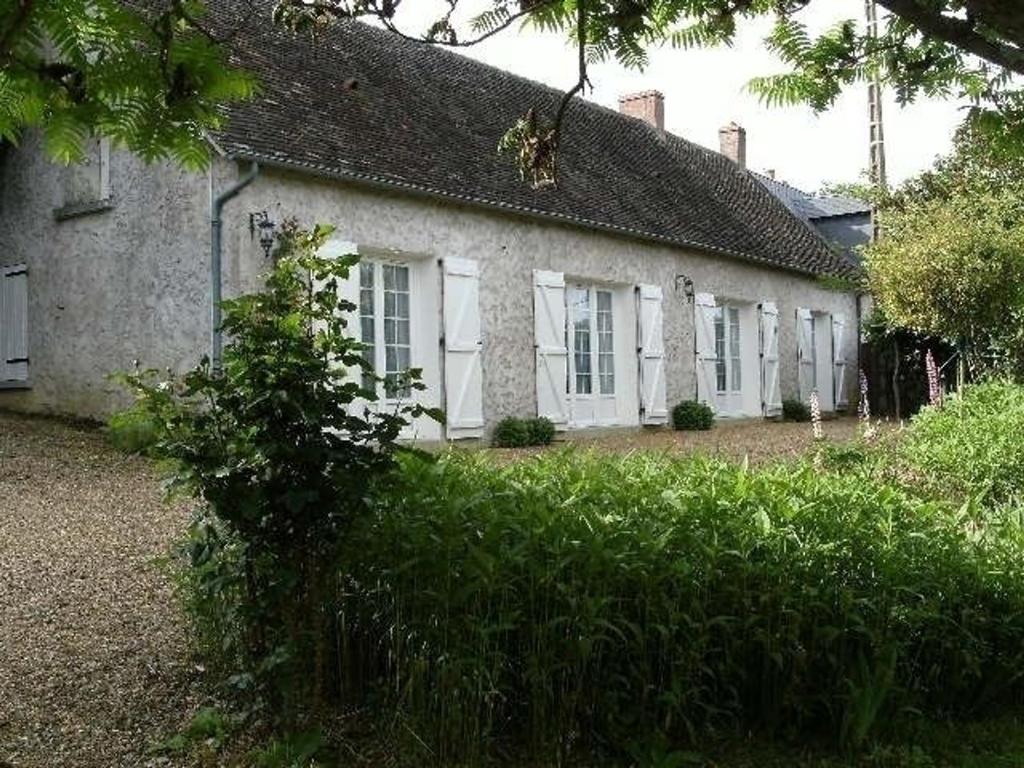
[390,0,970,193]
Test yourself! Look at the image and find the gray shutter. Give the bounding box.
[1,264,28,382]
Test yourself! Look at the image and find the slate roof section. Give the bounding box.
[753,172,872,222]
[208,1,857,279]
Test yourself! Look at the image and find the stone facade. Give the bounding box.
[0,145,859,433]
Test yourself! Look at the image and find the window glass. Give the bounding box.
[810,315,818,390]
[358,262,376,393]
[596,290,615,395]
[570,287,592,395]
[728,307,741,392]
[383,263,412,398]
[714,307,727,393]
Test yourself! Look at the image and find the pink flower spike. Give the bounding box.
[810,390,823,441]
[925,350,942,407]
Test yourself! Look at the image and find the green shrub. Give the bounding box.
[782,398,811,422]
[671,400,714,430]
[493,417,532,447]
[902,380,1024,505]
[525,417,556,446]
[107,405,159,455]
[338,450,1024,764]
[493,416,557,447]
[122,223,438,725]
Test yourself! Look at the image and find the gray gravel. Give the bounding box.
[0,411,199,767]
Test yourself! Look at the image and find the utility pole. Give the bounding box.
[866,0,887,229]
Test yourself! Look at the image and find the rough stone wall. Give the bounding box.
[0,140,253,416]
[230,165,859,430]
[0,147,858,427]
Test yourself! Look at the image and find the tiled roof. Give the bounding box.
[208,1,857,278]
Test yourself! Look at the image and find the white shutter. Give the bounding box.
[759,301,781,417]
[694,292,718,409]
[1,265,28,382]
[832,314,848,409]
[443,258,484,439]
[796,308,815,402]
[637,284,668,425]
[533,270,568,427]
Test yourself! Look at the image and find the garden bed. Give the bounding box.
[491,416,886,464]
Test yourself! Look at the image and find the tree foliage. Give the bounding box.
[119,222,440,719]
[866,126,1024,376]
[0,0,254,166]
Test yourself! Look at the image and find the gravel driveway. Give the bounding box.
[0,412,197,767]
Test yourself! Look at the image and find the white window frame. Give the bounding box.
[357,257,415,405]
[713,304,743,395]
[566,284,616,402]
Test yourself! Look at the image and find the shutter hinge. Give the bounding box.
[6,357,28,364]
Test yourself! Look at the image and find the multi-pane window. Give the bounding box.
[358,260,412,399]
[358,262,376,392]
[809,315,818,390]
[383,264,411,398]
[566,285,615,397]
[714,305,742,394]
[596,291,614,395]
[714,308,727,392]
[570,287,592,395]
[728,307,741,392]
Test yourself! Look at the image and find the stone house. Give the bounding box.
[0,8,861,440]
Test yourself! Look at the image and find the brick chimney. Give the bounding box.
[718,122,747,169]
[618,91,664,131]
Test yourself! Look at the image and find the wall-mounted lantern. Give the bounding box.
[675,273,695,302]
[249,211,276,258]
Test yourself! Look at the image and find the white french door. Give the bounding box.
[566,284,617,427]
[358,260,413,401]
[713,304,744,415]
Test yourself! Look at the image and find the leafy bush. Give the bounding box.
[782,398,811,422]
[123,222,438,723]
[493,417,532,447]
[338,450,1024,764]
[526,417,556,446]
[107,404,159,455]
[902,380,1024,505]
[493,416,557,447]
[671,400,714,430]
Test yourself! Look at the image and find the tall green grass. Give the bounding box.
[338,450,1024,764]
[901,380,1024,506]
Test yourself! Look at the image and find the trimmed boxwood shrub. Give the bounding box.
[671,400,713,430]
[493,417,556,448]
[493,417,532,448]
[525,417,556,446]
[782,398,811,422]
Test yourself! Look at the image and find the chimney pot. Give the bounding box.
[719,121,747,169]
[618,90,665,131]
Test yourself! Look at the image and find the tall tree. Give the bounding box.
[0,0,254,165]
[866,122,1024,377]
